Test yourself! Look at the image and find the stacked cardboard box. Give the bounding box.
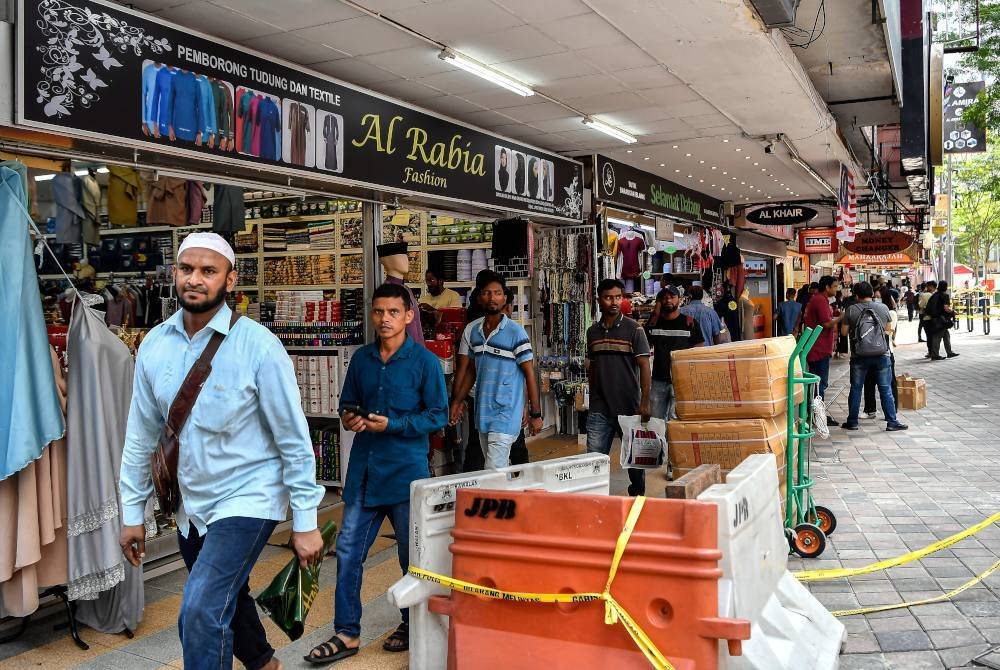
[668,336,802,494]
[896,375,927,410]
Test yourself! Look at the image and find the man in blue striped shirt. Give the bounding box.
[450,272,543,469]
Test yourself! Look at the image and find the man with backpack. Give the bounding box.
[840,281,907,432]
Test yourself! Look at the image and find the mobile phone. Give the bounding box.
[340,404,372,418]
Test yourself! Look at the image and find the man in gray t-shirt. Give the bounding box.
[839,282,906,431]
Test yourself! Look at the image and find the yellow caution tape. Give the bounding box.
[408,496,676,670]
[794,511,1000,582]
[833,557,1000,617]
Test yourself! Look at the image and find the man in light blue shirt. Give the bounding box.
[119,233,324,670]
[681,285,728,346]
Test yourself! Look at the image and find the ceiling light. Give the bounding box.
[34,173,55,182]
[722,171,728,175]
[723,139,730,143]
[773,179,778,182]
[761,168,766,172]
[626,149,633,153]
[674,169,680,172]
[581,116,637,144]
[687,175,693,178]
[439,49,534,96]
[721,188,726,191]
[644,156,650,160]
[672,145,679,149]
[753,162,759,166]
[767,196,772,199]
[699,179,704,183]
[745,156,750,160]
[740,181,745,185]
[711,184,715,187]
[735,148,742,152]
[659,163,665,167]
[685,153,692,157]
[780,183,784,186]
[699,160,705,164]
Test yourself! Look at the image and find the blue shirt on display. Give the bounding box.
[119,304,325,537]
[459,315,533,437]
[141,62,162,127]
[167,70,203,142]
[338,336,448,507]
[196,75,217,136]
[150,65,175,134]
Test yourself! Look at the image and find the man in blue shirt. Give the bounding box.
[119,233,324,670]
[777,287,803,336]
[449,272,542,469]
[681,285,728,345]
[306,283,447,663]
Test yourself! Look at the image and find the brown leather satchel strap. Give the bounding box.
[165,310,241,435]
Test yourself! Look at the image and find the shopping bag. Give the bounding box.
[811,395,830,439]
[617,415,668,469]
[256,520,337,641]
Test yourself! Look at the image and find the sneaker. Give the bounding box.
[865,412,877,420]
[887,423,909,431]
[827,416,840,427]
[929,355,945,361]
[947,352,960,358]
[842,423,860,431]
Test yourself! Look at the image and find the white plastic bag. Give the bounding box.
[811,396,830,439]
[617,415,668,469]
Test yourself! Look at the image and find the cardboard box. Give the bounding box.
[668,416,788,471]
[673,446,796,502]
[670,335,803,420]
[896,375,927,410]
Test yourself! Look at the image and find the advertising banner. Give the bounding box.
[798,227,839,254]
[16,0,584,221]
[593,155,723,226]
[843,230,914,255]
[943,81,987,154]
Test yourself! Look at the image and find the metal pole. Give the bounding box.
[946,155,955,287]
[362,201,383,342]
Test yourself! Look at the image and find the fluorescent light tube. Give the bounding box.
[582,117,637,144]
[34,173,55,182]
[439,49,533,97]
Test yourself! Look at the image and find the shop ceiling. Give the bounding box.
[116,0,888,206]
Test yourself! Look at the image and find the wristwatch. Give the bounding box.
[529,411,543,419]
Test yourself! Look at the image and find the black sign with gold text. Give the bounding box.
[16,0,584,221]
[593,155,723,225]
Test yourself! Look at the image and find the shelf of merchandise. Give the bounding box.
[425,242,493,252]
[283,345,342,351]
[304,412,340,419]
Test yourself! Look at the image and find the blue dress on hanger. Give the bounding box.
[0,165,65,480]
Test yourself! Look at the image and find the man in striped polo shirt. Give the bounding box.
[586,278,652,496]
[450,272,543,469]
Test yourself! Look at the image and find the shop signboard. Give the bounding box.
[15,0,584,221]
[745,205,817,226]
[843,230,914,255]
[943,81,987,154]
[744,259,767,278]
[798,227,838,254]
[838,252,918,267]
[593,155,723,226]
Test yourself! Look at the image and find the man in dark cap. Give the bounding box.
[377,242,423,345]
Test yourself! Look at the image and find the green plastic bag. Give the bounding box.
[256,520,337,641]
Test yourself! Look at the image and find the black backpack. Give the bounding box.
[850,306,888,357]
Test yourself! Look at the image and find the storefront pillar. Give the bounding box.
[362,201,382,342]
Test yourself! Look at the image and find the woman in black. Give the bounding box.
[527,157,539,197]
[497,149,509,191]
[514,153,526,195]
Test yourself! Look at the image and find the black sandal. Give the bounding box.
[303,635,359,665]
[383,622,409,653]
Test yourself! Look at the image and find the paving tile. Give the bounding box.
[928,628,986,650]
[938,644,992,669]
[876,630,934,652]
[882,650,945,669]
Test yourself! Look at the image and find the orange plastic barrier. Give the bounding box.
[428,489,750,670]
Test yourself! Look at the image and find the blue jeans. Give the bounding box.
[808,356,830,399]
[586,411,646,496]
[479,431,519,470]
[847,355,900,426]
[334,496,409,638]
[650,380,676,421]
[177,517,278,670]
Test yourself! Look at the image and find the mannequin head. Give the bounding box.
[377,242,409,279]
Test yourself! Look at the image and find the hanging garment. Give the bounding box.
[287,101,310,166]
[616,233,646,279]
[491,217,529,263]
[141,62,163,130]
[65,301,145,633]
[150,65,175,136]
[250,95,263,155]
[0,347,68,618]
[167,70,203,142]
[186,180,206,225]
[196,76,217,139]
[237,89,255,154]
[51,173,85,244]
[527,157,539,197]
[212,184,246,233]
[80,172,101,246]
[212,80,233,147]
[0,166,65,481]
[322,113,339,170]
[146,177,188,226]
[0,160,33,222]
[257,97,281,161]
[107,166,140,226]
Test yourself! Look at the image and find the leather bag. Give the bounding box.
[152,310,240,514]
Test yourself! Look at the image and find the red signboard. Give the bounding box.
[839,253,916,267]
[798,227,838,254]
[843,230,914,255]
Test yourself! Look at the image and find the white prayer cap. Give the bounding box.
[177,232,236,268]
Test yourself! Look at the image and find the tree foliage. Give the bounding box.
[958,1,1000,129]
[952,139,1000,273]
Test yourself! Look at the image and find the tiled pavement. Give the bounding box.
[2,320,999,668]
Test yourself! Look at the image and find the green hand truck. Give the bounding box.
[784,326,837,558]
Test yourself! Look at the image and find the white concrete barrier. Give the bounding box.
[388,454,611,670]
[699,454,845,670]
